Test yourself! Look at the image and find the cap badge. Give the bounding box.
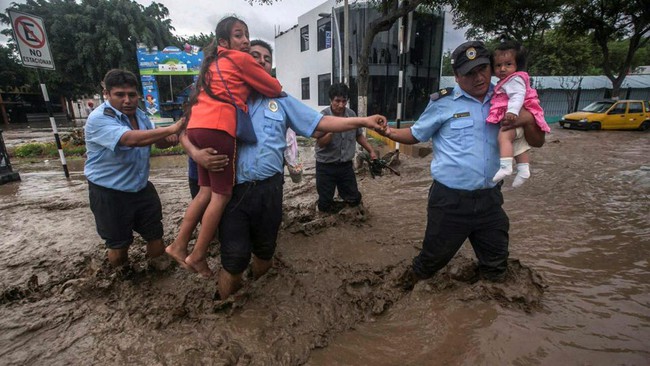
[466,47,477,60]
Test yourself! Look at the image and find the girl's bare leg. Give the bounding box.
[166,186,211,271]
[185,191,231,278]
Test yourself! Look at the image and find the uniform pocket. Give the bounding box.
[115,145,136,163]
[448,118,474,150]
[263,109,284,135]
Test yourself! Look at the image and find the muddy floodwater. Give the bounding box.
[0,125,648,365]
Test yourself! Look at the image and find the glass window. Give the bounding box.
[317,17,331,51]
[609,103,627,114]
[318,73,331,106]
[628,102,643,113]
[300,25,309,52]
[301,77,310,100]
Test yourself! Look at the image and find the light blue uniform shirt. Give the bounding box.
[236,94,322,183]
[84,101,153,192]
[410,84,500,191]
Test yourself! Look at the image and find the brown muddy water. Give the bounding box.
[0,125,648,365]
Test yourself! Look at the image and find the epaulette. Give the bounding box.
[430,87,454,101]
[278,91,288,98]
[103,107,116,117]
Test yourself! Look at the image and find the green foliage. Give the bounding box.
[14,143,47,158]
[180,33,215,49]
[12,141,185,158]
[0,45,37,88]
[151,144,185,156]
[0,0,178,99]
[559,0,650,95]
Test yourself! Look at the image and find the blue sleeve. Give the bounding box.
[277,94,323,137]
[410,100,444,143]
[85,114,129,152]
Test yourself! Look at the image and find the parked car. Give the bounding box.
[559,100,650,131]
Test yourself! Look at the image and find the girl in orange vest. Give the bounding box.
[167,16,282,277]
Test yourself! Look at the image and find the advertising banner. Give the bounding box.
[137,44,202,76]
[140,75,160,117]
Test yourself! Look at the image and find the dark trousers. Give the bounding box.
[412,181,509,280]
[218,174,284,274]
[315,161,362,212]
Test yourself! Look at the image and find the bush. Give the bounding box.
[14,143,46,157]
[12,141,185,158]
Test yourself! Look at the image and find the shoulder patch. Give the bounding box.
[430,88,454,101]
[103,107,116,118]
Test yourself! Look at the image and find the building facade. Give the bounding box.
[275,0,444,119]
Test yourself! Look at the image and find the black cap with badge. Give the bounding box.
[451,41,491,75]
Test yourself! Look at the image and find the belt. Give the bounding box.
[236,173,283,188]
[433,180,501,198]
[317,160,352,165]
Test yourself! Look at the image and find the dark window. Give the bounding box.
[301,77,310,100]
[628,102,643,113]
[318,73,331,106]
[300,25,309,52]
[317,17,331,51]
[609,103,627,114]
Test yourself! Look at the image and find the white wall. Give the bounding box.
[275,0,335,111]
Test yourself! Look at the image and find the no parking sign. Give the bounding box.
[9,11,56,70]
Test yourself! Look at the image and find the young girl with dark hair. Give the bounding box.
[167,16,282,277]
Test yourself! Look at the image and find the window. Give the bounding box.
[318,73,331,106]
[628,102,643,113]
[609,103,627,114]
[317,17,331,51]
[300,25,309,52]
[301,77,310,100]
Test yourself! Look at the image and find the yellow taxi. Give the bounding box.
[559,100,650,131]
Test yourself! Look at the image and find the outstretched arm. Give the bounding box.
[313,114,387,135]
[380,126,420,145]
[119,118,185,147]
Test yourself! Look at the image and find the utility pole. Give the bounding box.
[343,0,349,85]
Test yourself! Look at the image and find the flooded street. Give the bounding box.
[0,125,648,365]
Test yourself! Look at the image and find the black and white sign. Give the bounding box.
[9,11,56,70]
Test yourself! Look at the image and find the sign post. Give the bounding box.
[9,10,69,178]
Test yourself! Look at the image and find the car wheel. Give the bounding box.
[639,120,650,131]
[589,122,601,130]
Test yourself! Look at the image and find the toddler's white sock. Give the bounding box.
[512,163,531,188]
[492,157,514,182]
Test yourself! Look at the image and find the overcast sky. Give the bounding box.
[1,0,466,52]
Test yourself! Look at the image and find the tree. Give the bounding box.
[529,29,599,76]
[447,0,565,75]
[246,0,443,117]
[0,0,178,99]
[0,45,36,88]
[560,0,650,97]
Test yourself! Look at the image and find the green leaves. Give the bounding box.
[1,0,177,99]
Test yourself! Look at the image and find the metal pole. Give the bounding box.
[169,75,174,102]
[395,11,409,156]
[37,69,69,178]
[343,0,349,85]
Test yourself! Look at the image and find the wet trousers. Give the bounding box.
[412,181,509,280]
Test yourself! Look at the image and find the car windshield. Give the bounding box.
[581,101,614,113]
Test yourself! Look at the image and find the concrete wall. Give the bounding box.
[275,0,335,111]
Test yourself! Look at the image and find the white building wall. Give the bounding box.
[275,0,336,111]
